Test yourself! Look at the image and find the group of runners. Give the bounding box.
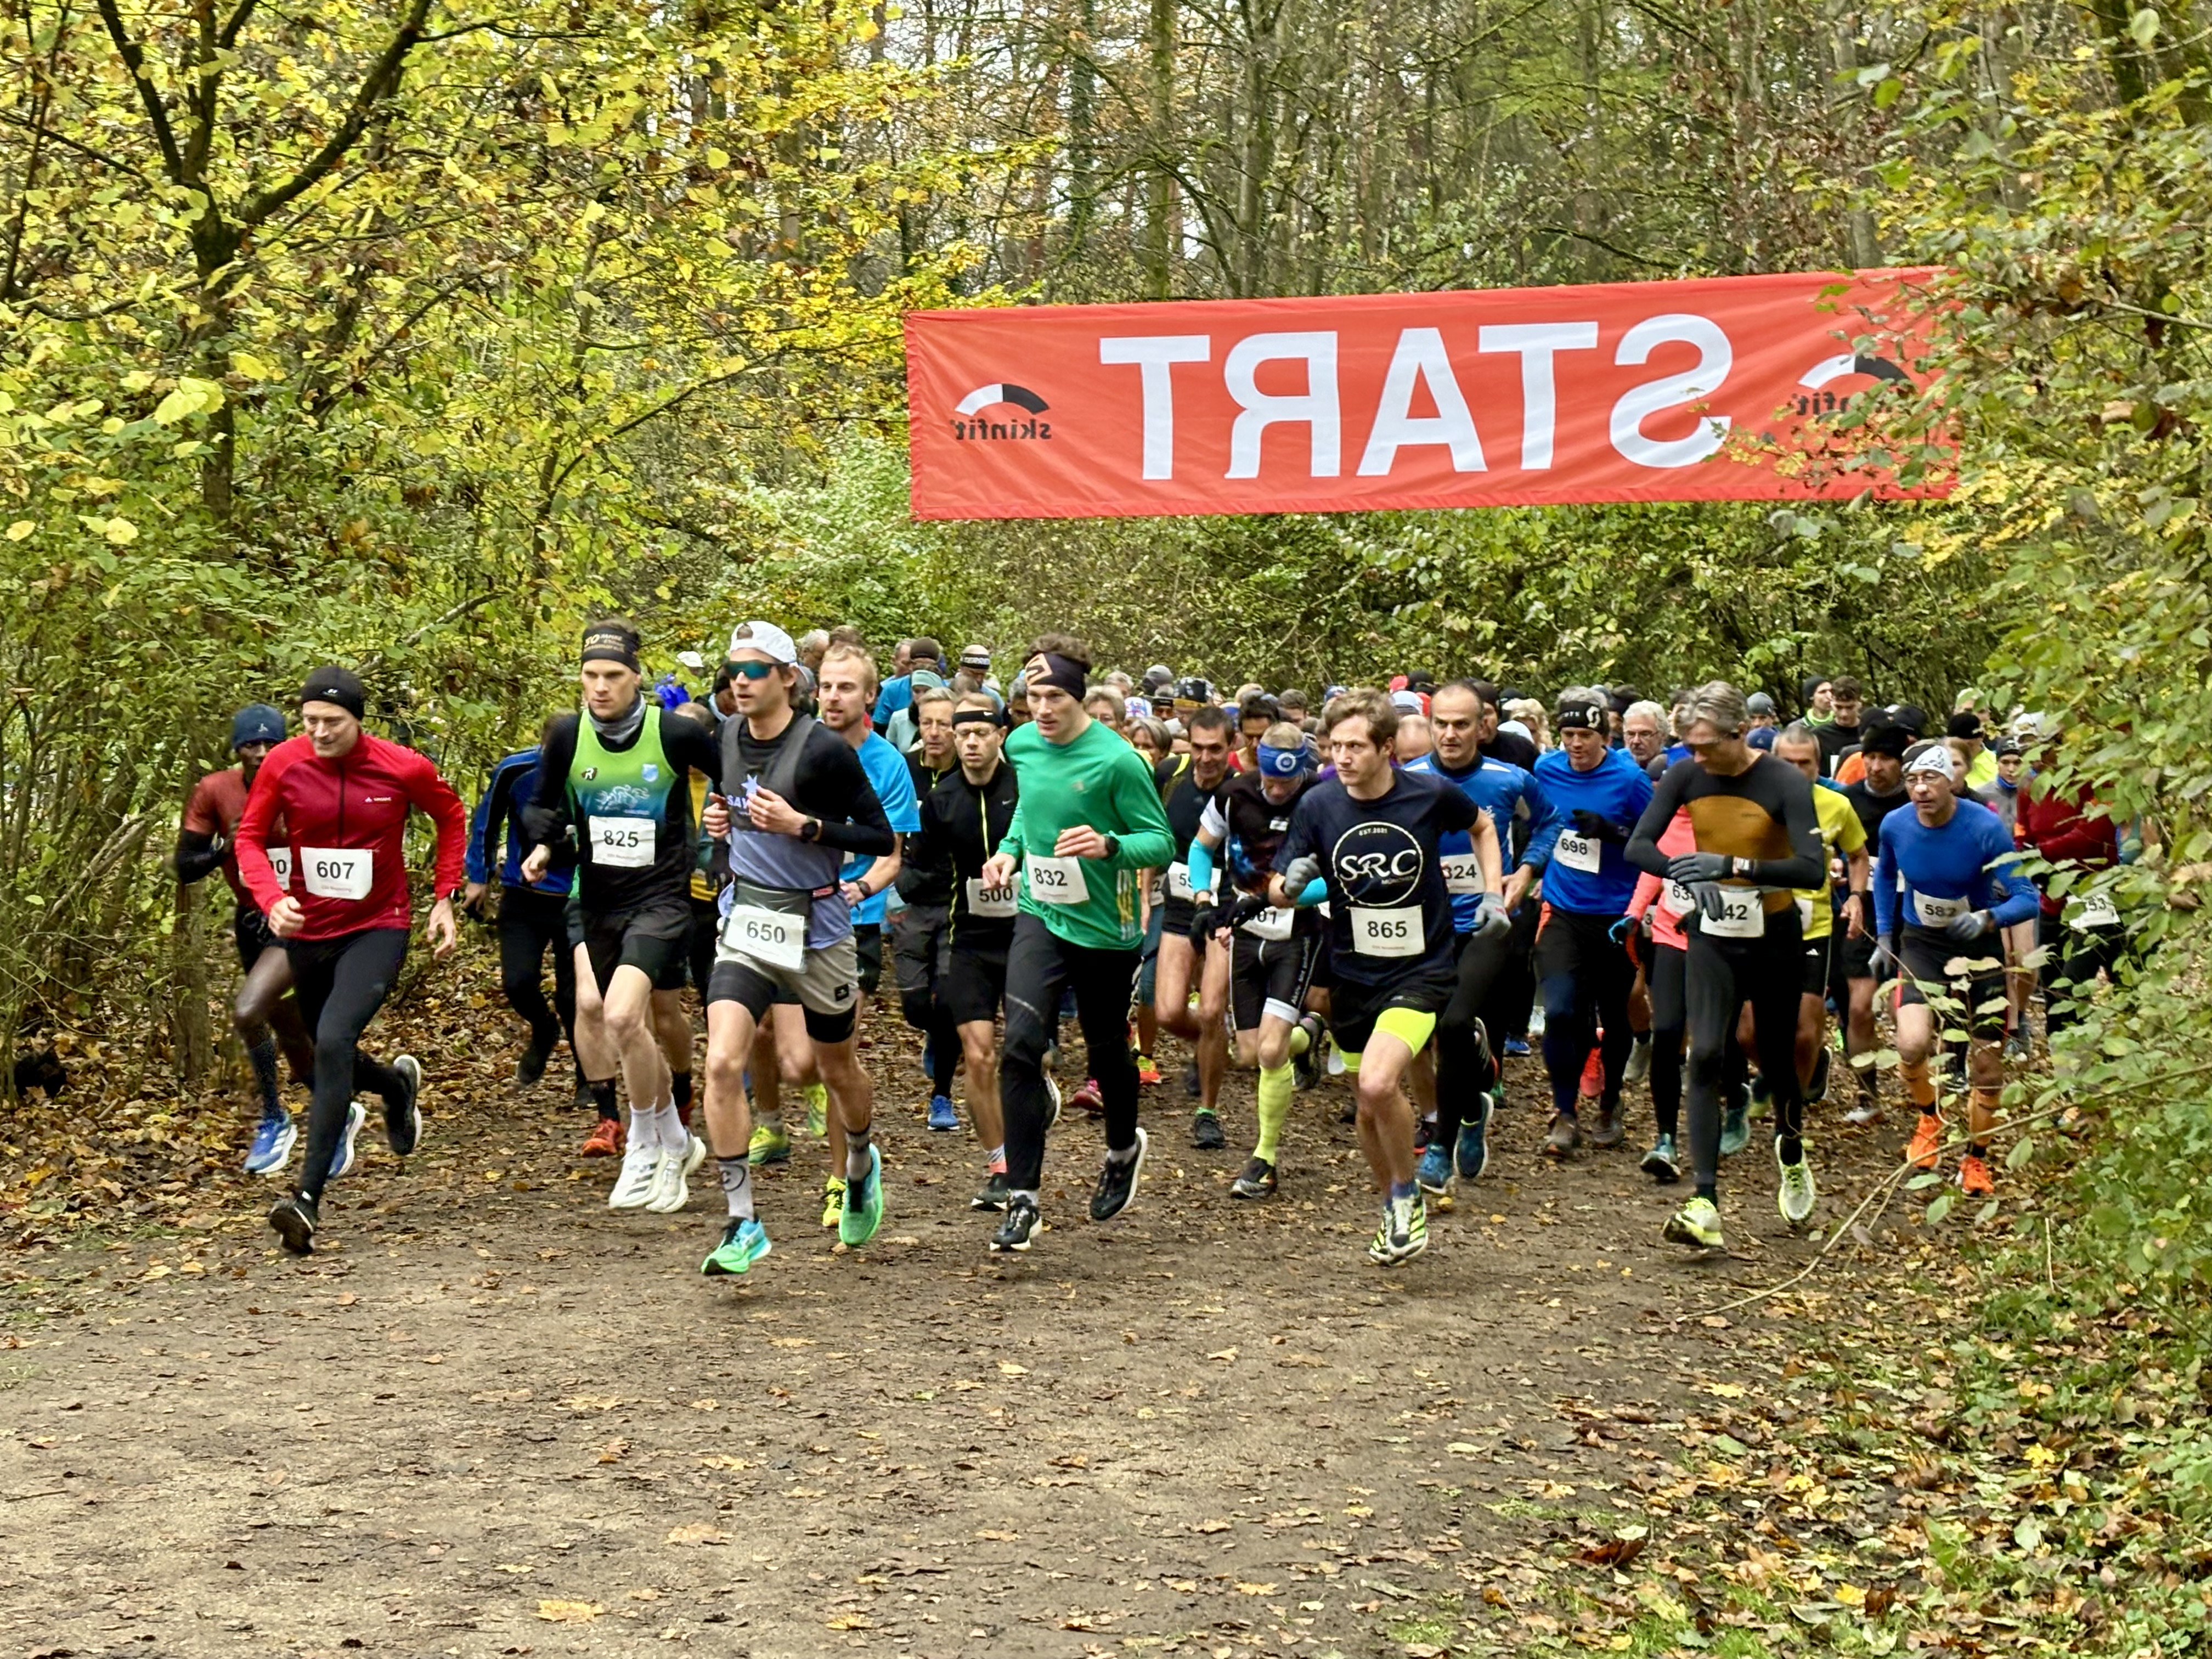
[176,641,2133,1269]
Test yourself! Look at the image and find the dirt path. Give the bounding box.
[1,1001,1897,1659]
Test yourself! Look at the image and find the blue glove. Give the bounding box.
[1667,851,1730,883]
[1607,915,1634,946]
[1945,909,1991,943]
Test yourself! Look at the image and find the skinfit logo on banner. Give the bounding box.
[951,382,1052,443]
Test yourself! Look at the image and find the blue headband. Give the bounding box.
[1257,742,1307,778]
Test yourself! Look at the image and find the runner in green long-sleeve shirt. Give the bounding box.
[978,635,1178,1254]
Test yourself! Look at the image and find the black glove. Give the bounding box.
[1870,936,1900,979]
[1571,809,1630,845]
[1224,891,1273,931]
[1667,851,1731,884]
[1188,902,1222,949]
[1944,909,1991,943]
[1689,881,1730,923]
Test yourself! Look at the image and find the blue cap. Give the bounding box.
[230,703,285,749]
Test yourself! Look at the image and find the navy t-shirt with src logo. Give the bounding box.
[1276,770,1479,990]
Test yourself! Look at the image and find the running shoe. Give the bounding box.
[244,1111,296,1176]
[927,1094,958,1132]
[268,1190,318,1255]
[516,1032,555,1087]
[328,1101,366,1181]
[1457,1093,1492,1181]
[1589,1099,1624,1149]
[838,1145,885,1247]
[1326,1038,1347,1077]
[1662,1195,1724,1250]
[1527,1006,1547,1039]
[1624,1036,1652,1087]
[1543,1111,1580,1158]
[1956,1153,1995,1197]
[1367,1191,1428,1265]
[385,1054,424,1156]
[1775,1137,1816,1227]
[991,1194,1041,1253]
[747,1121,791,1166]
[1071,1078,1105,1116]
[1191,1108,1225,1150]
[1641,1132,1680,1183]
[1136,1055,1163,1087]
[581,1116,623,1158]
[700,1217,771,1277]
[1808,1047,1832,1103]
[1718,1098,1750,1158]
[1415,1143,1453,1201]
[1293,1014,1327,1090]
[820,1175,846,1228]
[1502,1036,1531,1058]
[1182,1058,1201,1098]
[1842,1098,1884,1128]
[1230,1156,1277,1200]
[803,1082,828,1138]
[1044,1072,1063,1130]
[2002,1029,2030,1064]
[646,1135,704,1214]
[1906,1112,1943,1171]
[609,1143,659,1210]
[970,1171,1011,1212]
[1090,1128,1148,1222]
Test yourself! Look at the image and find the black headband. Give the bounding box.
[951,708,1001,727]
[582,624,641,671]
[1026,652,1087,698]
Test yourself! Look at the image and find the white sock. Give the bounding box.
[627,1103,655,1149]
[654,1103,685,1150]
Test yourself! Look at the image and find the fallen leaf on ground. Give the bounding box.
[537,1599,603,1622]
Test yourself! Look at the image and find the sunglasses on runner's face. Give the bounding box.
[726,658,778,680]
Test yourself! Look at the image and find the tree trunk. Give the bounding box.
[171,881,212,1087]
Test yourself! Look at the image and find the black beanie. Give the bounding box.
[300,665,366,720]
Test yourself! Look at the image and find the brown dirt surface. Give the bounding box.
[1,966,1912,1658]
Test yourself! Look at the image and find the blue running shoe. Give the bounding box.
[701,1217,772,1276]
[244,1111,296,1176]
[328,1101,366,1181]
[927,1094,958,1132]
[1456,1092,1492,1181]
[1503,1037,1531,1058]
[1415,1143,1453,1200]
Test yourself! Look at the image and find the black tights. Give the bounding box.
[1646,942,1686,1141]
[1433,923,1510,1147]
[1685,924,1803,1197]
[286,928,410,1202]
[498,885,577,1054]
[999,913,1141,1194]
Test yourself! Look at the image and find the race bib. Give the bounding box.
[2068,892,2120,932]
[589,816,656,868]
[267,847,294,890]
[1351,905,1425,958]
[301,847,373,901]
[1662,879,1693,915]
[724,904,805,972]
[1240,905,1295,941]
[1025,855,1089,906]
[1797,895,1815,930]
[1441,853,1482,896]
[1166,861,1196,902]
[966,876,1018,919]
[1912,891,1967,928]
[1554,832,1601,874]
[1701,887,1764,939]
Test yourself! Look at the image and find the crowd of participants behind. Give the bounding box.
[175,636,2137,1269]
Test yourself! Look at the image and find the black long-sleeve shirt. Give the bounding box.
[907,760,1021,945]
[1626,755,1824,919]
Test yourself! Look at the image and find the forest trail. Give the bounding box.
[1,996,1898,1659]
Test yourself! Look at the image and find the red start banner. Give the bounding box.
[904,269,1946,520]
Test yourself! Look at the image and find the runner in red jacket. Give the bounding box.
[2016,762,2127,1040]
[235,666,466,1255]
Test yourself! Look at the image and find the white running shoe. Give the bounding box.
[1043,1072,1063,1131]
[608,1142,660,1210]
[646,1137,703,1214]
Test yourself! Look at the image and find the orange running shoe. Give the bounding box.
[1956,1154,1995,1197]
[1905,1112,1943,1171]
[1136,1056,1164,1087]
[581,1117,624,1158]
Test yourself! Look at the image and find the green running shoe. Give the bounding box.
[747,1121,791,1166]
[701,1217,772,1277]
[1662,1195,1725,1250]
[804,1082,828,1138]
[1366,1190,1429,1265]
[1718,1098,1751,1158]
[1775,1137,1817,1227]
[838,1144,885,1247]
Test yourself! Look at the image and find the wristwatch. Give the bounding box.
[800,816,822,843]
[1101,833,1121,861]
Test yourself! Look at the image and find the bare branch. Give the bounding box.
[93,0,188,184]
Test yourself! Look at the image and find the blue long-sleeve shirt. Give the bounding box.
[1873,799,2039,938]
[467,748,572,895]
[1404,752,1551,931]
[1527,747,1654,915]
